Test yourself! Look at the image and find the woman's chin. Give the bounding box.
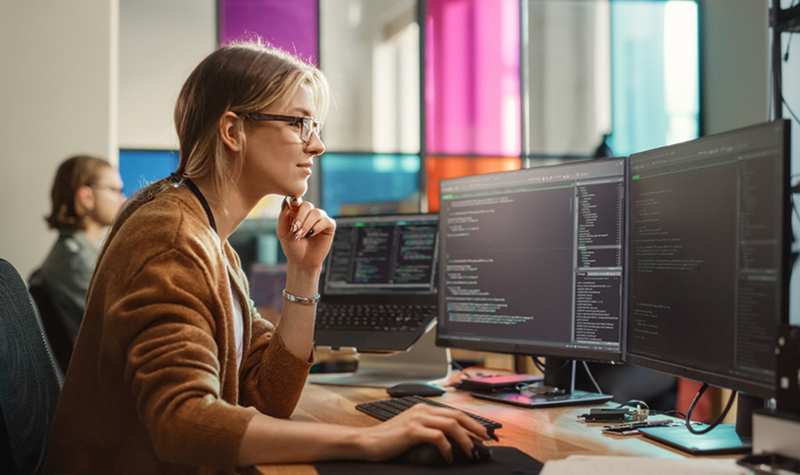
[285,184,308,199]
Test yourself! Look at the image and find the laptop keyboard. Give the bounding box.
[316,303,435,332]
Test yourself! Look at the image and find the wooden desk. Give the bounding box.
[250,383,734,474]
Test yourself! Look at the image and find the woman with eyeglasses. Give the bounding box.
[30,155,125,368]
[44,42,490,475]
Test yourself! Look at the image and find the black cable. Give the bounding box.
[451,360,465,371]
[784,0,799,62]
[532,356,570,373]
[783,0,797,63]
[684,383,737,435]
[782,96,800,125]
[532,358,546,373]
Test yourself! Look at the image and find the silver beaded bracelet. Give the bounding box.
[282,289,321,306]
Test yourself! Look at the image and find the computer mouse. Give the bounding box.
[394,436,492,465]
[386,382,446,398]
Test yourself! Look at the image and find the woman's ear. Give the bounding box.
[219,111,243,152]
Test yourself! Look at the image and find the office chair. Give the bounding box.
[0,259,61,475]
[28,275,73,375]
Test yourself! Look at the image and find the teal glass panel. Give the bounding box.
[610,0,699,156]
[321,154,421,216]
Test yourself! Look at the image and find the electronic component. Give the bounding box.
[578,408,649,423]
[602,421,673,435]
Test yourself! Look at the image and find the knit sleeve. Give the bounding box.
[108,248,255,471]
[238,305,314,417]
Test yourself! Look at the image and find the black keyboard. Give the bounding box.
[316,303,435,332]
[356,395,503,433]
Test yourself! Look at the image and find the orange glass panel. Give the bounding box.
[426,156,520,212]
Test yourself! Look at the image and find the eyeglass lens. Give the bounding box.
[300,117,320,142]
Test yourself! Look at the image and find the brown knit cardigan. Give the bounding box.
[43,185,313,475]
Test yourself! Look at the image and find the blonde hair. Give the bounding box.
[103,41,330,248]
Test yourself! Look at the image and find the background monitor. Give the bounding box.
[625,120,791,454]
[436,158,626,406]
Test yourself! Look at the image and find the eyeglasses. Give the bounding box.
[243,113,321,143]
[90,184,124,195]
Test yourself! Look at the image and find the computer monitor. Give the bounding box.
[625,120,791,454]
[437,158,626,407]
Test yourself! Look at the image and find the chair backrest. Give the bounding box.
[0,259,61,475]
[28,278,73,375]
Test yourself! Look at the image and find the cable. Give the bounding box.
[783,0,799,62]
[782,96,800,125]
[684,383,737,435]
[532,356,571,373]
[581,361,603,394]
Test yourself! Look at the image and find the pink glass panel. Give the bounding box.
[219,0,319,64]
[425,0,520,156]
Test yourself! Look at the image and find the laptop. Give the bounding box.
[313,213,439,353]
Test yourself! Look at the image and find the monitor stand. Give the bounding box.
[470,357,613,408]
[638,392,759,455]
[308,328,452,388]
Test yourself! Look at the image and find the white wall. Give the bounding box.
[0,0,118,280]
[119,0,216,150]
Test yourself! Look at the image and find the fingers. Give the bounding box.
[400,405,491,462]
[282,196,335,241]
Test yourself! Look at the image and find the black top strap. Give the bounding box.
[183,179,217,234]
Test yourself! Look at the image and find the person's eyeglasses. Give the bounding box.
[90,184,124,195]
[244,113,321,143]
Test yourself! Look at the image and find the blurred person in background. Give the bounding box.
[30,154,125,350]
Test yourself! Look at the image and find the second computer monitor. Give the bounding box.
[626,120,790,399]
[436,158,626,363]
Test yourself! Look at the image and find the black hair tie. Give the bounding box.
[170,172,183,182]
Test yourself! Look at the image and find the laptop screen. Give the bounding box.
[323,214,439,296]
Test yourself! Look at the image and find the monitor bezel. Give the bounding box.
[622,119,792,399]
[435,157,628,364]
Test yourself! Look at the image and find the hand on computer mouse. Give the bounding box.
[394,435,492,465]
[353,403,492,463]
